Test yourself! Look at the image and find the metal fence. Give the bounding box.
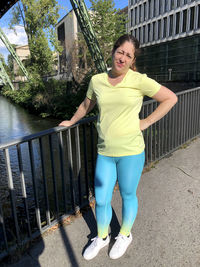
[0,87,200,260]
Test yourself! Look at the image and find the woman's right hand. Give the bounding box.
[59,120,73,127]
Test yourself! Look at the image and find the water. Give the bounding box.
[0,95,61,235]
[0,95,59,144]
[0,95,95,225]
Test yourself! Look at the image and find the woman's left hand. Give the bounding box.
[140,119,150,131]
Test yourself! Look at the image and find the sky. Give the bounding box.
[0,0,128,61]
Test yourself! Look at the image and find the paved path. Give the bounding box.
[5,137,200,267]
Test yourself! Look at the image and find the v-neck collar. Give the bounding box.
[106,69,130,87]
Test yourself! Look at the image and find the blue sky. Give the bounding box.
[0,0,128,61]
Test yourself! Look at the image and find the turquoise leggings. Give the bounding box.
[94,151,145,238]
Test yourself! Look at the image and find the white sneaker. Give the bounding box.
[109,233,132,259]
[83,235,110,260]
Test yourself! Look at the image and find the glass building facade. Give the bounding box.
[128,0,200,82]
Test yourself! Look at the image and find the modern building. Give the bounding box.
[56,9,79,80]
[13,44,30,82]
[128,0,200,84]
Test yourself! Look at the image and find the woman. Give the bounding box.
[59,34,177,260]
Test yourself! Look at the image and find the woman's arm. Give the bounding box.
[59,97,96,127]
[140,85,178,131]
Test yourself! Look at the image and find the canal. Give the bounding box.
[0,94,95,238]
[0,95,59,144]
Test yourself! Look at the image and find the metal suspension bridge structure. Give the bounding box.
[0,58,15,90]
[0,26,29,90]
[70,0,107,73]
[0,0,106,90]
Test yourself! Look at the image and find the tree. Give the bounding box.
[9,0,62,77]
[89,0,127,66]
[71,0,127,82]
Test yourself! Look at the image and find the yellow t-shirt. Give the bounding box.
[86,69,161,157]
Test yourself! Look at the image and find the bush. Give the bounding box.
[1,71,97,119]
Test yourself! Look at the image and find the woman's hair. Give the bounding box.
[112,34,141,71]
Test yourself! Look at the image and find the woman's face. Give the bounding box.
[112,41,135,75]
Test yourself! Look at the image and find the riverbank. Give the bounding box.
[1,74,95,120]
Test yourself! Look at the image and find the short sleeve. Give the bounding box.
[140,74,161,97]
[86,77,96,101]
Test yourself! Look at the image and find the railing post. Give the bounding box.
[75,125,82,207]
[39,138,51,226]
[3,148,21,244]
[66,129,76,212]
[28,140,42,232]
[17,144,32,238]
[49,134,59,218]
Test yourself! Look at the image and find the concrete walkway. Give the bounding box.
[5,137,200,267]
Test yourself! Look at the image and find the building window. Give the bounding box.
[135,8,137,25]
[164,0,168,13]
[176,12,180,34]
[134,8,136,25]
[149,0,151,19]
[190,6,195,31]
[147,24,150,42]
[169,15,173,36]
[134,29,137,38]
[131,9,133,27]
[177,0,180,7]
[171,0,175,9]
[57,23,65,41]
[163,17,167,38]
[144,2,147,20]
[158,19,161,39]
[182,9,187,32]
[153,21,156,40]
[143,25,146,43]
[159,1,162,15]
[198,5,200,29]
[139,27,142,42]
[136,28,139,40]
[152,0,155,17]
[139,5,141,23]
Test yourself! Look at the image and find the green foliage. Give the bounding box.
[3,0,127,119]
[7,54,15,80]
[74,0,127,74]
[2,71,96,119]
[89,0,127,65]
[9,0,62,77]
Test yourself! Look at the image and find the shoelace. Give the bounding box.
[90,236,102,248]
[114,234,128,249]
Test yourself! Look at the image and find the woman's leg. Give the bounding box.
[95,154,117,238]
[117,151,145,236]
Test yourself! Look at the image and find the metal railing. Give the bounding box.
[0,87,200,260]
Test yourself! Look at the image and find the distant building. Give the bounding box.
[56,9,79,80]
[13,44,30,82]
[56,7,129,80]
[128,0,200,83]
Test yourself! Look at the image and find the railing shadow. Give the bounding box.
[58,221,80,267]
